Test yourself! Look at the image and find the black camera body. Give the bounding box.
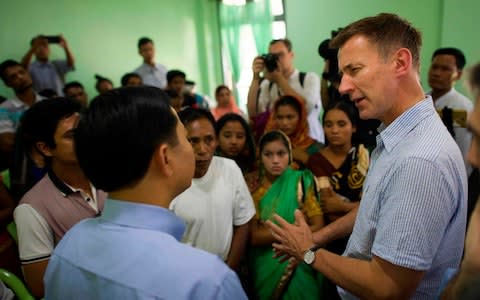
[43,35,61,44]
[261,53,279,72]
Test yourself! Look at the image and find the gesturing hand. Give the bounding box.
[266,209,315,261]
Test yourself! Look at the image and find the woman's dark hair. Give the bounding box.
[274,95,303,118]
[94,74,113,92]
[75,86,178,192]
[215,113,255,172]
[322,100,359,127]
[215,85,230,97]
[322,100,360,145]
[259,130,291,163]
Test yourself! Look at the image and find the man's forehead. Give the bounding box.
[269,42,288,52]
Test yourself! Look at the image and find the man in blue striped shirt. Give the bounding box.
[268,13,467,299]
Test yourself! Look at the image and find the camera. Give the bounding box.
[41,35,61,44]
[261,53,279,72]
[318,28,343,82]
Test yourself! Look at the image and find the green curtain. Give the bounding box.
[219,0,273,84]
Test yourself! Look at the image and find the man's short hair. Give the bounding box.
[166,70,186,84]
[330,13,422,68]
[178,107,215,129]
[138,37,153,49]
[269,38,293,52]
[75,87,178,192]
[0,59,22,84]
[21,98,82,151]
[63,81,84,94]
[120,73,142,87]
[432,47,466,70]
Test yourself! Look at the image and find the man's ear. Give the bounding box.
[35,141,52,158]
[153,144,173,177]
[393,48,412,76]
[455,69,463,81]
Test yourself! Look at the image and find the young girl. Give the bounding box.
[215,113,255,174]
[245,130,324,299]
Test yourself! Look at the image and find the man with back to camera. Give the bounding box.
[134,37,168,89]
[170,108,255,271]
[267,13,467,299]
[13,98,107,298]
[247,38,324,143]
[428,47,473,175]
[21,35,75,96]
[44,87,248,299]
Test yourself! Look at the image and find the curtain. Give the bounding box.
[219,0,273,84]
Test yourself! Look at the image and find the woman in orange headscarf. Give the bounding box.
[264,95,323,169]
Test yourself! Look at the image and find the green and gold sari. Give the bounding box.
[247,167,323,300]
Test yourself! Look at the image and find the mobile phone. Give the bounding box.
[43,35,61,44]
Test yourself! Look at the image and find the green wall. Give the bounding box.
[0,0,223,101]
[285,0,480,98]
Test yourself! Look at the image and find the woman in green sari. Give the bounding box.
[245,130,324,299]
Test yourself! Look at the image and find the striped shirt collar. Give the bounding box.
[377,96,435,153]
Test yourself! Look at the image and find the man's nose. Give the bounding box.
[338,75,354,96]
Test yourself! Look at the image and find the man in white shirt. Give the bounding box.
[428,47,473,175]
[134,37,168,89]
[170,108,255,270]
[247,38,323,143]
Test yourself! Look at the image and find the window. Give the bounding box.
[220,0,286,116]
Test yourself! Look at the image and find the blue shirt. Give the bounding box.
[338,97,467,299]
[29,60,73,96]
[134,63,167,89]
[44,199,247,300]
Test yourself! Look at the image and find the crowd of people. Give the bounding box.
[0,12,478,300]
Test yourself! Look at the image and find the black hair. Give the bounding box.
[38,88,58,99]
[63,81,84,94]
[274,95,303,117]
[75,86,178,192]
[322,100,359,127]
[0,59,22,84]
[166,70,186,84]
[215,113,256,172]
[259,130,291,163]
[215,85,230,97]
[94,74,113,92]
[21,98,82,152]
[178,107,215,129]
[138,37,153,49]
[120,72,142,87]
[432,47,467,70]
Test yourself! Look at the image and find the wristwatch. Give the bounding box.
[303,245,321,265]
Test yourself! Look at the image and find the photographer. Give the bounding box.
[21,34,75,96]
[247,38,323,143]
